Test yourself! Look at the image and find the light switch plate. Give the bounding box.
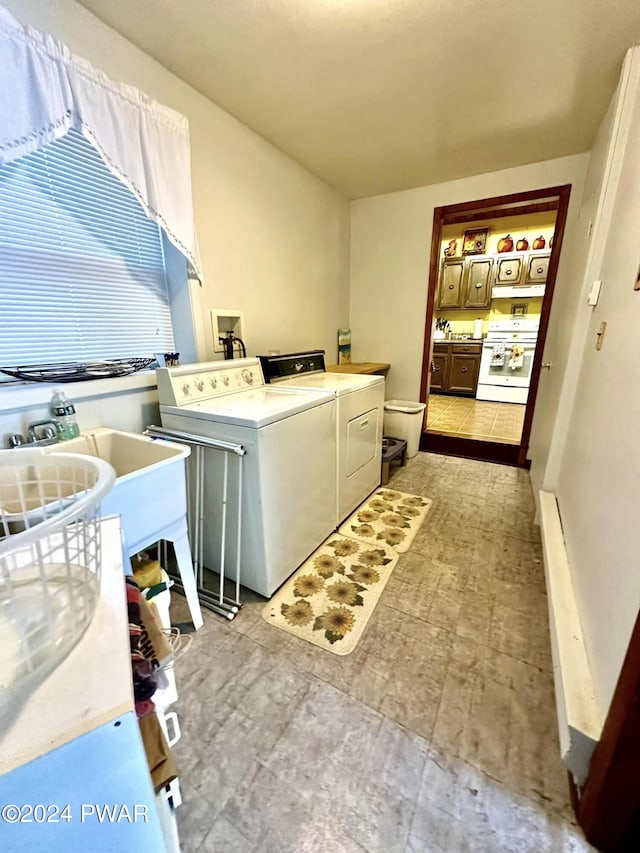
[587,280,602,306]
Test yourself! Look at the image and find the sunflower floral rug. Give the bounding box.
[262,534,398,655]
[338,488,432,553]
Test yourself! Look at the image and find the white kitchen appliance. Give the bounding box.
[476,319,539,404]
[259,351,384,525]
[156,359,336,598]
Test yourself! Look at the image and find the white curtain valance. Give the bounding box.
[0,5,202,279]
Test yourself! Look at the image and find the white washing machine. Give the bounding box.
[259,351,385,525]
[156,359,337,598]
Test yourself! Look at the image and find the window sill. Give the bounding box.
[0,371,158,413]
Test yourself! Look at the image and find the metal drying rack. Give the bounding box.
[0,358,156,383]
[144,425,246,621]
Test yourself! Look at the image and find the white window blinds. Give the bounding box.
[0,5,201,279]
[0,128,175,370]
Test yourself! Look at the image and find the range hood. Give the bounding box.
[491,284,545,299]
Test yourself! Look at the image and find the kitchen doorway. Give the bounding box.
[419,186,571,466]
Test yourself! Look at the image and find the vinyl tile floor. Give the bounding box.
[169,453,594,853]
[426,395,526,444]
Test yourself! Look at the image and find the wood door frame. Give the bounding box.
[573,608,640,850]
[419,184,572,466]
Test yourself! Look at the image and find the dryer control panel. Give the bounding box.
[258,350,326,383]
[156,358,264,407]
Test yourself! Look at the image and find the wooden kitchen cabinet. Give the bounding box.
[430,348,450,391]
[438,258,465,308]
[449,351,480,394]
[429,342,482,396]
[494,254,524,286]
[437,256,492,310]
[524,251,550,284]
[438,250,551,310]
[465,257,493,308]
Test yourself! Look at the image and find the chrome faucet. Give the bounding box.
[8,419,63,448]
[27,419,63,446]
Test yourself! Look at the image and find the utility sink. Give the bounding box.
[44,428,190,555]
[38,428,202,629]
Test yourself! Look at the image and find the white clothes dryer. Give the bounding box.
[157,359,336,598]
[259,351,385,525]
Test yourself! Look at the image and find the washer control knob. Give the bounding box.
[241,369,254,385]
[222,375,230,386]
[209,377,217,389]
[195,379,204,391]
[181,382,191,395]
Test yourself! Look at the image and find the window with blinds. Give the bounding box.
[0,128,175,374]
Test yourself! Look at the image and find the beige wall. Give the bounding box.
[350,155,589,410]
[530,86,620,498]
[5,0,351,363]
[550,49,640,713]
[0,378,161,449]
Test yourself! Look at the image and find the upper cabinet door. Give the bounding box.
[464,257,493,308]
[525,252,551,283]
[438,258,464,308]
[494,255,524,285]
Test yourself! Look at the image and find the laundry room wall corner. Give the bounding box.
[5,0,352,365]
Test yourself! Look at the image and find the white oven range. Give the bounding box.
[476,319,539,404]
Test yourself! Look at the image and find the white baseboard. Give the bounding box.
[539,490,604,785]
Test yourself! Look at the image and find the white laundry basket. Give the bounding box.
[0,449,115,705]
[383,400,427,459]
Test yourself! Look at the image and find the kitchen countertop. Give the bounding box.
[326,362,390,375]
[433,339,484,346]
[0,515,132,775]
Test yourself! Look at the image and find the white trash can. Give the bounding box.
[383,400,427,459]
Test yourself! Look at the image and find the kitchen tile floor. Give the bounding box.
[426,396,526,444]
[170,453,593,852]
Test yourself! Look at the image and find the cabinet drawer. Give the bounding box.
[433,343,449,353]
[452,344,482,354]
